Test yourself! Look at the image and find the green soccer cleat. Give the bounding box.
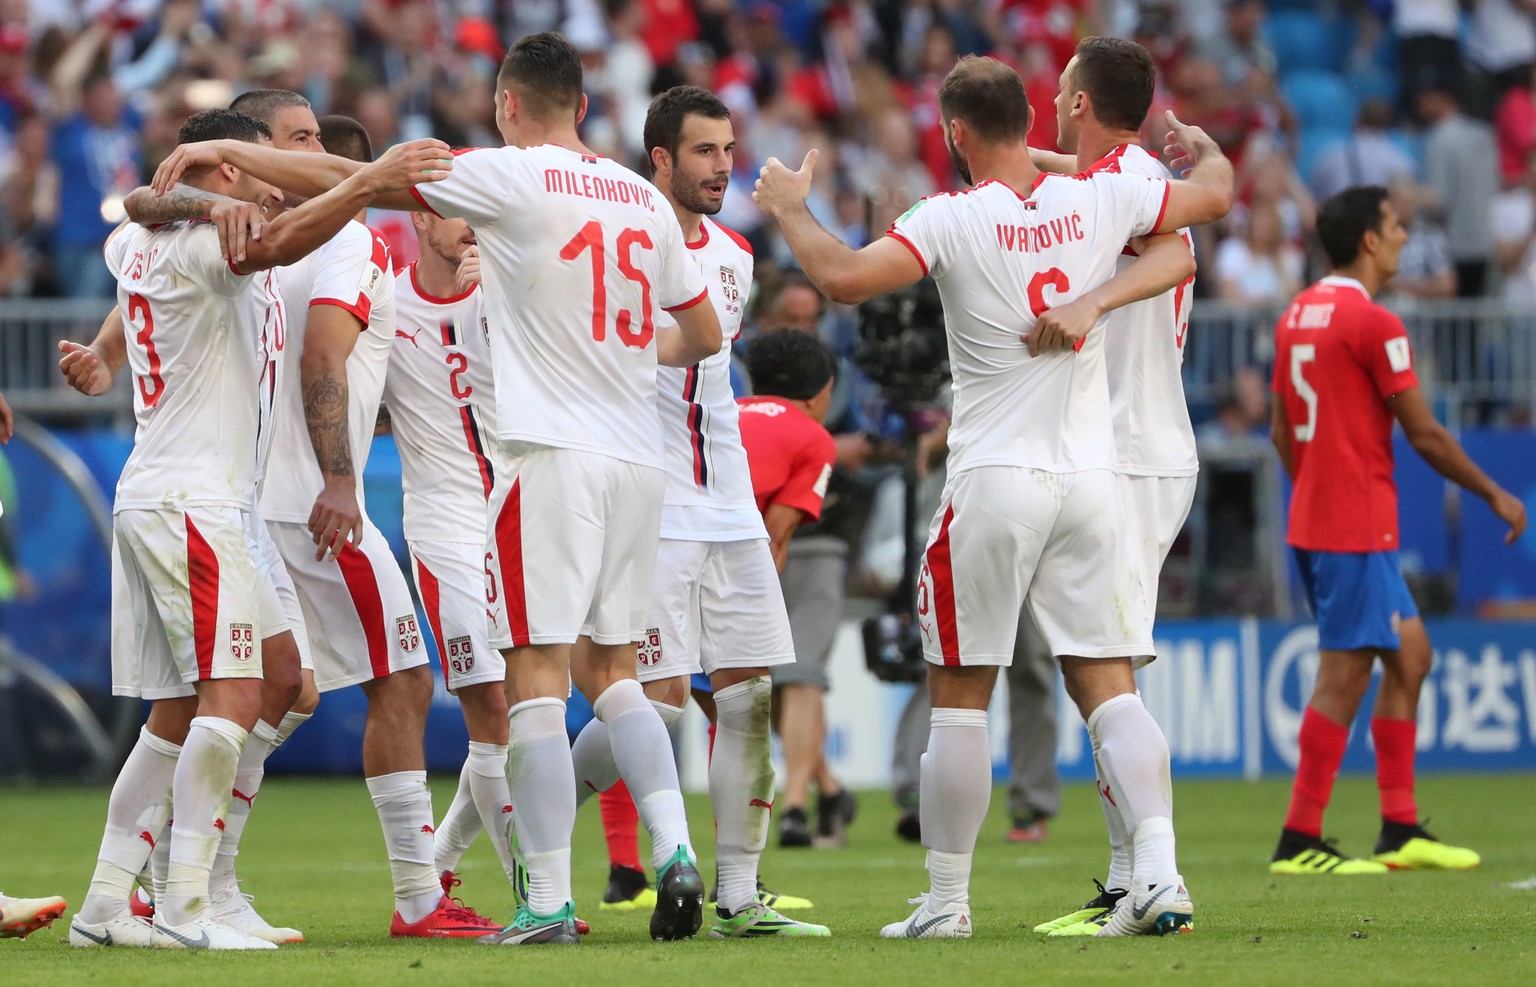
[650,845,705,941]
[1373,823,1480,871]
[710,876,815,911]
[1032,879,1125,933]
[601,865,657,911]
[1269,831,1389,875]
[710,902,831,939]
[479,902,580,946]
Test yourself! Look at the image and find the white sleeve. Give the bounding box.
[887,194,947,278]
[179,224,248,297]
[411,147,523,226]
[656,209,709,312]
[309,224,390,327]
[1091,172,1172,242]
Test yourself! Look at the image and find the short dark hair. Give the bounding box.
[643,86,731,175]
[176,108,271,146]
[317,114,373,163]
[497,32,583,122]
[1316,185,1389,268]
[937,56,1031,145]
[1071,37,1155,133]
[755,268,826,325]
[748,328,836,401]
[228,88,310,129]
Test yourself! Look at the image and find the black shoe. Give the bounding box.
[895,810,921,844]
[649,846,705,941]
[602,864,649,905]
[779,807,812,848]
[815,789,858,845]
[1374,819,1432,856]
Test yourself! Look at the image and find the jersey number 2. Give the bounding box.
[1289,344,1317,442]
[560,221,655,349]
[128,293,165,408]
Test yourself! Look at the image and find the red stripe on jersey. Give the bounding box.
[714,221,754,256]
[664,286,709,313]
[415,557,449,686]
[310,297,370,328]
[409,185,444,218]
[926,505,961,666]
[1074,143,1130,178]
[440,319,455,346]
[1151,181,1171,234]
[409,263,477,305]
[459,405,495,498]
[683,365,707,488]
[337,543,391,679]
[184,514,220,681]
[885,231,929,275]
[495,479,531,648]
[685,222,710,250]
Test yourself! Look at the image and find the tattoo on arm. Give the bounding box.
[123,184,233,225]
[303,371,354,479]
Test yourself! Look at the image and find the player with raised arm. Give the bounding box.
[752,54,1233,939]
[561,85,827,940]
[1027,37,1200,938]
[67,108,443,952]
[1268,186,1526,876]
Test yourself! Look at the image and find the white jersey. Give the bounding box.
[382,263,499,545]
[1085,144,1199,477]
[655,217,765,542]
[260,220,395,523]
[411,144,709,470]
[107,221,285,512]
[888,172,1169,475]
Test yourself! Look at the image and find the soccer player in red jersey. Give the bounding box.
[1269,185,1527,875]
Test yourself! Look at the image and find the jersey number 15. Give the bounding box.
[561,221,655,349]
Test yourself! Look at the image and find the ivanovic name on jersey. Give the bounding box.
[996,211,1088,253]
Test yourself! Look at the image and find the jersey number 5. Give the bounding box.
[1289,344,1318,442]
[127,293,166,409]
[560,221,655,349]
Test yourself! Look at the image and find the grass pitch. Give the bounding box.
[3,773,1533,986]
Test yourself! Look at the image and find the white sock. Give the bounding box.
[365,770,441,923]
[921,708,990,906]
[210,719,278,892]
[1090,743,1134,891]
[711,677,774,914]
[432,760,482,875]
[273,710,311,747]
[1087,693,1179,887]
[569,717,618,811]
[506,698,575,915]
[596,680,691,874]
[150,819,170,904]
[80,727,179,923]
[465,742,517,884]
[162,717,247,927]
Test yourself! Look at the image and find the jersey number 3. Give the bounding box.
[1289,344,1318,442]
[128,293,166,409]
[561,221,655,349]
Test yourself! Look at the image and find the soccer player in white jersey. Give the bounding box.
[1024,38,1202,937]
[753,55,1234,939]
[561,85,828,939]
[381,210,522,909]
[67,108,444,951]
[152,33,726,945]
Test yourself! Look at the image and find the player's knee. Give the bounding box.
[641,675,689,709]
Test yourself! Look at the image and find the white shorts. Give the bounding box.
[638,537,796,683]
[110,507,278,699]
[268,519,428,693]
[1120,473,1197,641]
[486,444,663,648]
[252,513,311,669]
[915,467,1152,666]
[409,539,507,692]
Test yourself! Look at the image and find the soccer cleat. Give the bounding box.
[209,884,304,944]
[1007,810,1049,844]
[0,894,67,939]
[68,913,154,948]
[880,894,972,939]
[391,894,503,938]
[151,915,278,950]
[779,807,812,848]
[479,902,580,946]
[710,902,831,938]
[649,845,705,941]
[1373,822,1480,871]
[709,876,815,911]
[600,864,657,911]
[1048,908,1117,937]
[1269,830,1389,875]
[1032,879,1125,933]
[129,886,155,919]
[895,811,922,844]
[815,789,859,847]
[1096,881,1193,937]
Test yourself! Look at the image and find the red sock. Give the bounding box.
[599,780,642,872]
[1284,706,1349,837]
[1371,717,1418,825]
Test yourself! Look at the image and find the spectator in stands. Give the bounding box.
[1198,0,1277,90]
[1213,201,1304,306]
[850,106,936,236]
[1309,99,1417,204]
[1196,367,1272,447]
[1419,78,1500,296]
[47,69,139,298]
[1168,56,1267,166]
[1493,149,1536,307]
[1383,178,1457,300]
[1495,63,1536,187]
[1394,0,1462,112]
[1466,0,1536,105]
[0,111,56,296]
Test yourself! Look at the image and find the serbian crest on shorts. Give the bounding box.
[447,635,475,675]
[230,623,255,662]
[638,627,663,667]
[396,615,421,653]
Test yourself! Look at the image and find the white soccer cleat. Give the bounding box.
[68,913,155,948]
[210,884,304,943]
[879,894,973,939]
[1096,880,1193,937]
[151,915,279,950]
[0,893,67,939]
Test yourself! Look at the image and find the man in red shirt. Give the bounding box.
[1270,185,1527,876]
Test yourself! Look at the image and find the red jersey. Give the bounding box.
[736,396,836,522]
[1273,276,1419,552]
